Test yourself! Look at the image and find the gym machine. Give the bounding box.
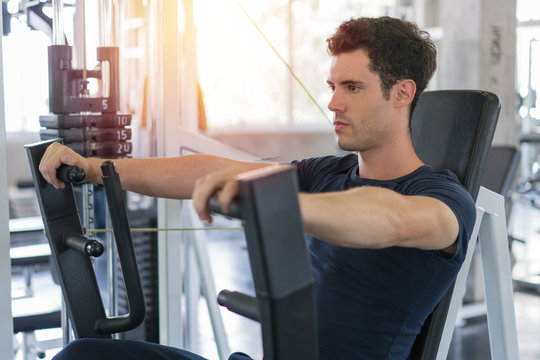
[22,0,237,353]
[34,0,146,344]
[25,139,144,338]
[25,140,317,359]
[210,165,318,360]
[38,0,132,157]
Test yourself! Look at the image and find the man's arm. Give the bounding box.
[298,186,460,252]
[39,142,272,201]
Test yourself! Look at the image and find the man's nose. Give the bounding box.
[328,91,345,113]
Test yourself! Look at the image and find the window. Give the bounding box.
[2,2,83,133]
[517,0,540,22]
[3,19,50,132]
[194,0,396,129]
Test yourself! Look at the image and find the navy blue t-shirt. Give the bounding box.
[292,154,476,360]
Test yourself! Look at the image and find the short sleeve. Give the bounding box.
[404,171,476,264]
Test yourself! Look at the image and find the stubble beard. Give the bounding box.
[336,122,376,153]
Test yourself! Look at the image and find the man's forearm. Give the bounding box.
[87,154,266,200]
[39,142,272,201]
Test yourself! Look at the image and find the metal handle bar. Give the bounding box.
[94,160,146,334]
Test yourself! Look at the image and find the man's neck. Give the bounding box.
[356,141,424,180]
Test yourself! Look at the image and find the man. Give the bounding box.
[41,16,475,360]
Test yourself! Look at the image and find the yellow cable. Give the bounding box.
[84,226,243,233]
[232,0,332,125]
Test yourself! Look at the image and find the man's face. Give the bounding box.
[326,49,393,152]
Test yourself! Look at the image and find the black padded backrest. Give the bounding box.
[408,90,501,359]
[411,90,501,200]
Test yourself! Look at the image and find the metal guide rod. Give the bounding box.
[82,184,95,231]
[99,0,113,98]
[106,202,117,327]
[81,0,88,89]
[99,0,113,47]
[52,0,65,45]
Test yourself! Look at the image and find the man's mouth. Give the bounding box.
[333,120,348,131]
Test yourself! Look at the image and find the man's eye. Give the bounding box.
[328,85,335,92]
[349,85,360,92]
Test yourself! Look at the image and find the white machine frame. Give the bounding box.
[0,6,15,358]
[158,130,257,360]
[437,186,520,360]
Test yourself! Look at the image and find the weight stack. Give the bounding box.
[39,45,133,158]
[39,114,133,158]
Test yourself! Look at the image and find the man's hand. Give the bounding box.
[192,161,276,224]
[39,142,92,189]
[192,165,246,224]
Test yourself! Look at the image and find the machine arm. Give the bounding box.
[209,165,318,360]
[25,138,145,337]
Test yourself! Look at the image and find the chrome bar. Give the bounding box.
[52,0,65,45]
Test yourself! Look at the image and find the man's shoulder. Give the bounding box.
[292,154,357,192]
[402,166,473,205]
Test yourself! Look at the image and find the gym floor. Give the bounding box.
[11,197,540,360]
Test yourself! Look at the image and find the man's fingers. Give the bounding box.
[192,169,241,223]
[218,180,239,214]
[192,176,216,224]
[39,144,64,189]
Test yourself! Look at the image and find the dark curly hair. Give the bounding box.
[327,17,437,114]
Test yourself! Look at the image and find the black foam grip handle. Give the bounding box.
[95,160,146,334]
[64,233,104,257]
[217,290,259,322]
[209,196,242,219]
[57,164,86,184]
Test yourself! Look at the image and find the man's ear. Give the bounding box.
[393,79,416,108]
